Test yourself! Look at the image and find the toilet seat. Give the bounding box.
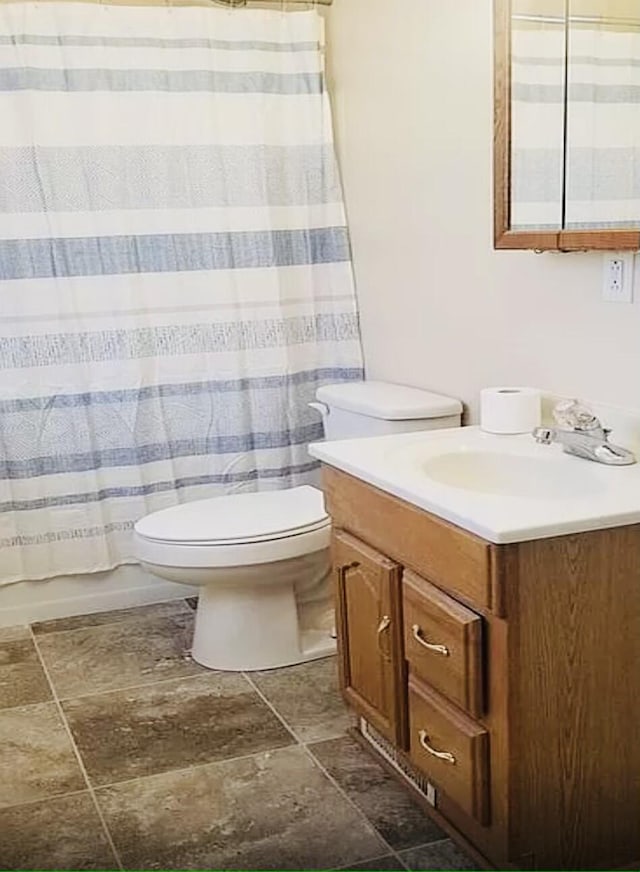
[134,485,331,569]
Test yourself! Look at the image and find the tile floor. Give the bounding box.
[0,599,479,871]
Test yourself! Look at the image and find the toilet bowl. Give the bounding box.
[135,486,332,671]
[134,381,463,672]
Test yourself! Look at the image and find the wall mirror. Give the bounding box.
[495,0,640,250]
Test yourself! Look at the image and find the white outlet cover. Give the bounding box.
[602,252,634,303]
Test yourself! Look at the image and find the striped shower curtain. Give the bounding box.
[0,3,363,584]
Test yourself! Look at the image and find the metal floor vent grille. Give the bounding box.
[360,717,434,802]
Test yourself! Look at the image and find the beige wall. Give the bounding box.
[324,0,640,421]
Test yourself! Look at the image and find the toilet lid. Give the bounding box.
[134,485,330,545]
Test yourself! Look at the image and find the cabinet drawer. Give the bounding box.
[403,571,484,717]
[408,676,490,826]
[322,467,499,613]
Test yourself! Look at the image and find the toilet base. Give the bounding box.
[191,579,337,671]
[183,549,334,671]
[193,640,337,672]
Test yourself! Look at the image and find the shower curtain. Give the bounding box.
[0,2,363,584]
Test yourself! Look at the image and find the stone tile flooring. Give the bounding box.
[0,599,480,871]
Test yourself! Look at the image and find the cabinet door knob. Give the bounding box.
[418,730,456,765]
[376,614,392,659]
[377,615,391,636]
[411,624,450,657]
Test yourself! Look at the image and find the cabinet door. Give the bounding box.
[333,529,406,745]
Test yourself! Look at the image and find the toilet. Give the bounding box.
[134,381,462,671]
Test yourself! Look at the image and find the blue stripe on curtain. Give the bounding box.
[0,228,350,280]
[0,35,318,51]
[0,367,364,479]
[0,145,341,212]
[0,315,360,367]
[0,68,323,93]
[0,459,322,521]
[0,522,137,549]
[0,368,362,413]
[0,424,323,479]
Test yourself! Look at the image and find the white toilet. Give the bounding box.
[134,381,462,672]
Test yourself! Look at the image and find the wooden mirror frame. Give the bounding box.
[494,0,640,251]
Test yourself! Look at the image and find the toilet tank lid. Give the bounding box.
[316,382,462,421]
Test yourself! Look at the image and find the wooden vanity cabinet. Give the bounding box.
[323,465,640,872]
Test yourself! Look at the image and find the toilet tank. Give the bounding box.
[312,381,463,440]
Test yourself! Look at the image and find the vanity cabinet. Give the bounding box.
[323,465,640,871]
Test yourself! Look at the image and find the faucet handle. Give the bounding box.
[553,399,601,431]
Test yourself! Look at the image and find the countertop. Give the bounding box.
[309,426,640,543]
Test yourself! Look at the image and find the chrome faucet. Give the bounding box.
[532,400,636,466]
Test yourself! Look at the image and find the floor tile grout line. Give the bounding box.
[29,626,125,872]
[30,599,192,639]
[302,741,408,871]
[0,787,91,813]
[3,661,231,714]
[333,850,408,870]
[395,852,410,871]
[0,697,58,715]
[400,835,459,852]
[88,743,299,794]
[241,671,304,743]
[50,666,216,705]
[241,672,407,868]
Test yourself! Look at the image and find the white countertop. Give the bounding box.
[309,426,640,544]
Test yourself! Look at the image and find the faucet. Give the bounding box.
[532,400,636,466]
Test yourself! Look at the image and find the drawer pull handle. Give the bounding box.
[412,625,449,657]
[418,730,456,765]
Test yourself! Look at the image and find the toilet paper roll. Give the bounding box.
[480,387,541,434]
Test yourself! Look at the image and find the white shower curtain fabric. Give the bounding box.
[0,3,363,584]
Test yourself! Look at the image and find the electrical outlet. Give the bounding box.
[602,253,634,303]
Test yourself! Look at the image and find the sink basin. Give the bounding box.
[309,426,640,543]
[420,450,604,500]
